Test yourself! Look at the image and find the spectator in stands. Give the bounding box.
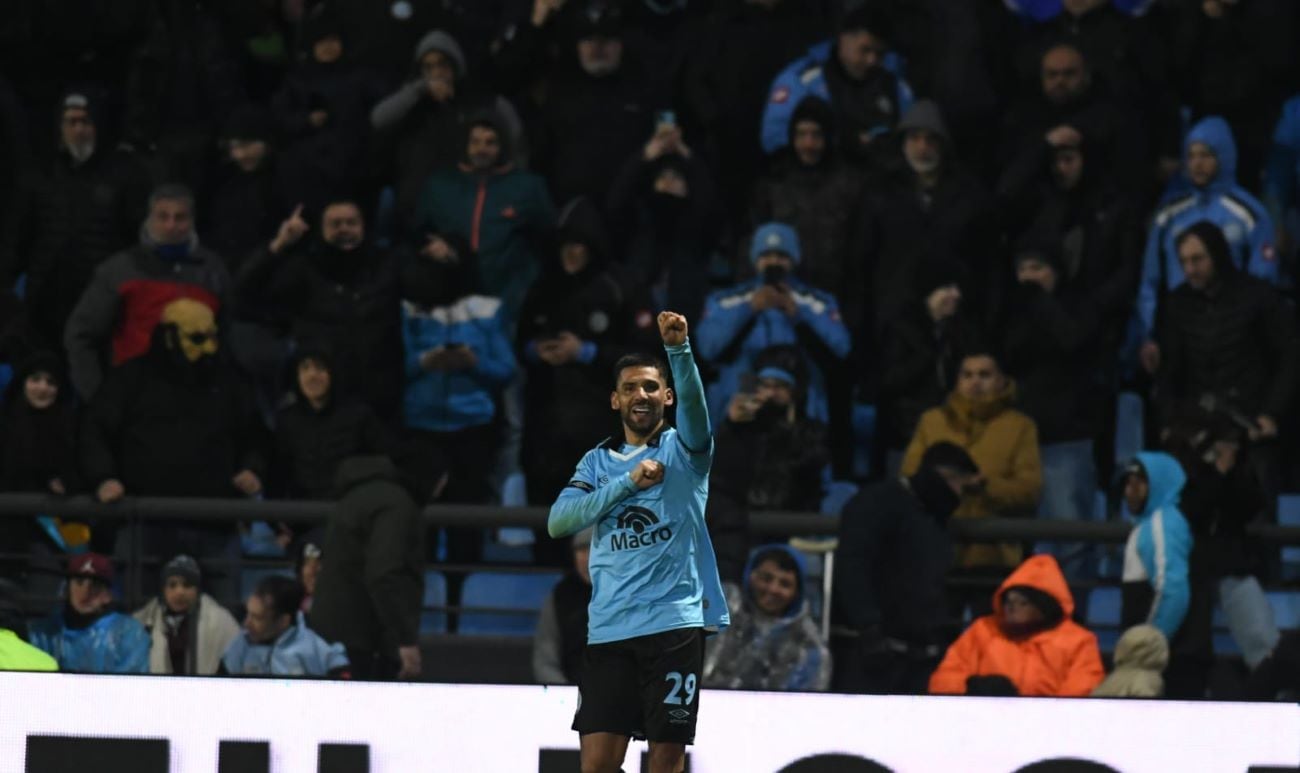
[999,240,1100,580]
[750,96,865,326]
[1091,624,1169,699]
[297,541,322,613]
[708,346,830,582]
[5,91,148,351]
[236,199,404,417]
[1135,119,1277,369]
[517,198,658,513]
[272,348,392,500]
[28,554,149,674]
[121,0,244,193]
[271,5,383,215]
[929,554,1104,697]
[398,234,514,559]
[529,0,656,207]
[80,297,265,587]
[222,575,350,677]
[998,42,1148,193]
[1169,0,1298,190]
[859,100,993,332]
[1264,93,1300,275]
[1118,452,1192,643]
[310,457,423,681]
[412,112,555,320]
[133,554,239,676]
[901,350,1042,579]
[605,122,720,324]
[875,259,977,467]
[533,527,593,685]
[996,124,1143,373]
[0,351,78,495]
[761,6,913,165]
[0,578,58,671]
[703,545,831,692]
[64,184,230,401]
[696,223,851,424]
[1163,410,1280,692]
[205,105,287,271]
[678,0,828,224]
[1154,222,1297,509]
[832,442,981,695]
[371,29,522,226]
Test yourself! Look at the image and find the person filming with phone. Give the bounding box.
[696,223,851,426]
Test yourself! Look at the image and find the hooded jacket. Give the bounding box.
[133,593,239,675]
[370,30,524,226]
[1120,451,1192,641]
[0,352,79,493]
[221,611,349,677]
[411,112,556,320]
[929,554,1104,697]
[309,457,424,658]
[901,384,1043,568]
[1134,117,1277,341]
[28,606,149,674]
[1156,221,1298,423]
[1091,623,1168,698]
[760,40,913,157]
[702,545,831,691]
[751,96,865,311]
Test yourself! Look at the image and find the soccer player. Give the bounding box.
[548,311,729,773]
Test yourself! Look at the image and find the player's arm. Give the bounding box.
[660,311,710,455]
[547,456,662,539]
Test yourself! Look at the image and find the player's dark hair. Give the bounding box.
[750,548,802,592]
[254,575,305,620]
[611,352,669,388]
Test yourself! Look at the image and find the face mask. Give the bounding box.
[160,298,218,364]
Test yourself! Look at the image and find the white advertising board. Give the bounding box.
[0,672,1297,772]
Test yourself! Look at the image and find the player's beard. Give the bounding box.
[621,399,663,435]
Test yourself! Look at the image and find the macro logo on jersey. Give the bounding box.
[610,505,672,552]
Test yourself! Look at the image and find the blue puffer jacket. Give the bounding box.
[1134,117,1277,341]
[1264,94,1300,269]
[1121,452,1193,641]
[221,613,350,677]
[695,277,850,423]
[28,609,150,674]
[1002,0,1156,22]
[401,294,516,432]
[760,41,913,155]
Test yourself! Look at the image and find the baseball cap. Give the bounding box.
[66,553,114,584]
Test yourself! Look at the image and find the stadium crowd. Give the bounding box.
[3,0,1300,701]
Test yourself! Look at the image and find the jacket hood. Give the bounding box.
[741,543,808,621]
[1134,451,1185,519]
[787,96,837,165]
[413,30,467,79]
[1176,219,1238,284]
[286,344,336,408]
[992,554,1075,619]
[2,351,68,411]
[1112,624,1169,671]
[896,99,950,144]
[1184,116,1237,193]
[556,196,611,267]
[750,222,802,265]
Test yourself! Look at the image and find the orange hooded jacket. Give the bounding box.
[928,555,1104,697]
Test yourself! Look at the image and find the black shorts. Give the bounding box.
[572,627,705,745]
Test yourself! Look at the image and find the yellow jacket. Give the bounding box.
[0,628,57,672]
[901,383,1042,568]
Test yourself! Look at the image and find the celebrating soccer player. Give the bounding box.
[548,311,729,773]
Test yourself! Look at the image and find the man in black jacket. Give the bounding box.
[7,91,149,352]
[309,456,424,681]
[831,441,980,695]
[236,198,403,420]
[1156,220,1299,515]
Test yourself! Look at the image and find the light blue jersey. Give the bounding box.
[548,341,730,645]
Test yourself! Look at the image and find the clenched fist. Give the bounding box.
[630,459,664,490]
[658,311,688,346]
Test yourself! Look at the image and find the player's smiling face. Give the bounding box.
[612,365,674,438]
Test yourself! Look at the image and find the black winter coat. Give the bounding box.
[204,164,287,275]
[235,243,403,417]
[1157,274,1299,425]
[79,352,266,497]
[876,307,976,451]
[273,398,392,500]
[309,456,424,656]
[832,477,952,645]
